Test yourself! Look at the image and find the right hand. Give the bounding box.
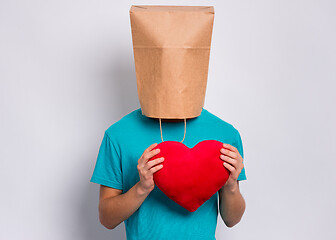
[137,143,164,195]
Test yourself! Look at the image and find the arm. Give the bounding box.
[218,143,246,227]
[98,182,150,229]
[218,181,246,228]
[98,143,163,229]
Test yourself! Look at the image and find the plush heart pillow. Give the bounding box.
[149,140,230,212]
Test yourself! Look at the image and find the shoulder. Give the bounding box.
[202,108,239,136]
[104,108,142,140]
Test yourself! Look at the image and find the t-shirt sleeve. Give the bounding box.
[90,131,123,190]
[232,129,247,181]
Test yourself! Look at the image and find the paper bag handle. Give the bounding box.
[159,118,186,143]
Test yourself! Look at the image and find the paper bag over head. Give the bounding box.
[130,5,215,119]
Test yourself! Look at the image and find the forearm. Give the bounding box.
[99,181,149,229]
[218,181,246,227]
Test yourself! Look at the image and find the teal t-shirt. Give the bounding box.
[90,107,247,240]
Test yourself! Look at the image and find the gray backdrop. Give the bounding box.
[1,0,335,239]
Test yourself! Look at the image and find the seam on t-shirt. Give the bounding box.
[104,132,121,160]
[103,131,123,186]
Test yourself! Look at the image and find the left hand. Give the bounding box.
[220,143,244,190]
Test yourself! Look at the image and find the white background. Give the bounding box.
[1,0,335,239]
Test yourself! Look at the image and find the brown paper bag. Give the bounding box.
[130,5,215,119]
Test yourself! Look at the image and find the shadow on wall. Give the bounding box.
[78,48,139,239]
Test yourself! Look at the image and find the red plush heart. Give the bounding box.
[149,140,230,212]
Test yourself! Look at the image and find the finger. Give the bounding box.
[222,143,238,153]
[143,148,161,162]
[220,155,238,168]
[144,143,158,154]
[146,157,164,170]
[223,162,235,173]
[220,147,238,159]
[149,164,164,174]
[139,143,158,165]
